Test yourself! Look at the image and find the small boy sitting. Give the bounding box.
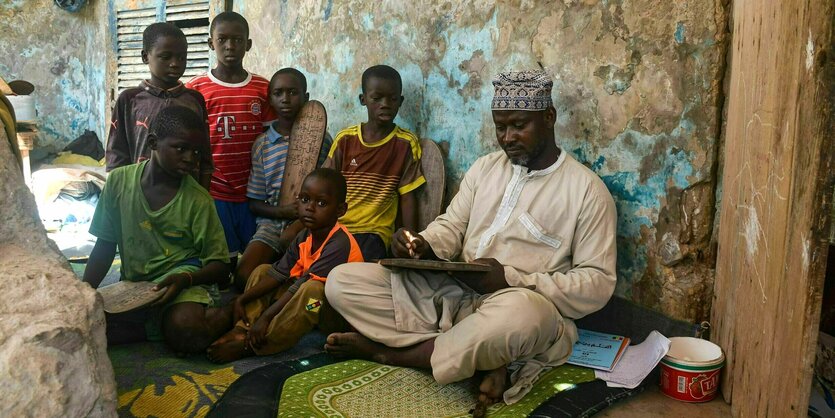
[106,22,213,188]
[234,67,333,291]
[84,106,231,354]
[324,65,425,261]
[207,168,363,363]
[186,11,276,266]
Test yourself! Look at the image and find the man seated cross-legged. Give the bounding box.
[323,70,618,409]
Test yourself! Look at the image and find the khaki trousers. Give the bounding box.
[241,264,346,355]
[324,262,576,401]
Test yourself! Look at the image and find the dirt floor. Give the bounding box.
[598,385,731,417]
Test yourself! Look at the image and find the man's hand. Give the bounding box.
[151,273,190,306]
[247,316,269,349]
[233,297,249,326]
[451,258,509,294]
[391,228,431,259]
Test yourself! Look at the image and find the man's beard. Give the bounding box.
[509,153,530,166]
[506,138,547,167]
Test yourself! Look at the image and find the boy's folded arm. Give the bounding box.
[248,198,297,220]
[188,260,230,287]
[286,275,311,295]
[83,239,117,289]
[258,287,295,324]
[239,267,285,304]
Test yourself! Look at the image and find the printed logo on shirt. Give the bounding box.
[305,298,322,313]
[139,220,152,231]
[217,115,236,139]
[250,100,262,116]
[350,158,358,166]
[135,117,149,129]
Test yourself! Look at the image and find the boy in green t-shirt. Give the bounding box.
[84,106,232,354]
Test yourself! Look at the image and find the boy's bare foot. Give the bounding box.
[206,327,250,363]
[206,303,235,331]
[472,366,508,417]
[210,324,243,346]
[324,332,388,364]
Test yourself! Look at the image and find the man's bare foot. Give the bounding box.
[324,332,389,364]
[472,366,508,417]
[206,327,251,363]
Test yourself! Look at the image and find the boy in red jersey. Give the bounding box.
[186,11,275,267]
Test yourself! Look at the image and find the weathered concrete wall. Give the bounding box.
[0,0,728,322]
[0,0,107,153]
[236,0,728,322]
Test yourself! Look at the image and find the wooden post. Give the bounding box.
[711,0,835,415]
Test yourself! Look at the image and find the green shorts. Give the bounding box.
[138,264,221,341]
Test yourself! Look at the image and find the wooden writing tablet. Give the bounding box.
[277,100,328,207]
[97,281,163,314]
[379,258,492,272]
[416,138,445,231]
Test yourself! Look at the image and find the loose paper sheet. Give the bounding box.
[594,330,671,389]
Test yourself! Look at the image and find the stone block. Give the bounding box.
[0,118,116,417]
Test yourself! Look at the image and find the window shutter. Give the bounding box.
[115,7,157,94]
[165,1,211,80]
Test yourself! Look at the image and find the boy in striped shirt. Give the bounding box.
[234,68,332,291]
[186,11,275,267]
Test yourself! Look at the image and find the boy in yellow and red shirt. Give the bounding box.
[324,65,425,261]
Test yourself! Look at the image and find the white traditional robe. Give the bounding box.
[326,148,617,402]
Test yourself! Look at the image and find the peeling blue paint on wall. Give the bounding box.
[675,22,686,44]
[232,1,726,321]
[323,0,333,21]
[422,13,500,180]
[1,0,26,10]
[1,0,107,152]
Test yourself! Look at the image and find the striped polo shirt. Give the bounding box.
[246,124,333,224]
[186,71,276,202]
[324,124,425,246]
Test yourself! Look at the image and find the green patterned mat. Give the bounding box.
[109,333,327,417]
[278,360,595,417]
[110,343,240,417]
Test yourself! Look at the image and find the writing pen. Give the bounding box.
[404,230,417,258]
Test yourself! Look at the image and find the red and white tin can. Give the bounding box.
[659,337,724,402]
